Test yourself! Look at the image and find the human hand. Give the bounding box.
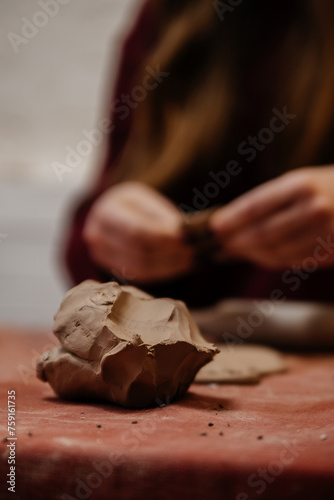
[209,166,334,269]
[83,182,194,283]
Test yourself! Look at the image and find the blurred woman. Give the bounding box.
[65,0,334,308]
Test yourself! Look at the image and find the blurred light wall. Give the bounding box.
[0,0,141,328]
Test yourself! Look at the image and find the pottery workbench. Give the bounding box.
[0,328,334,500]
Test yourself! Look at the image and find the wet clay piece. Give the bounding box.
[37,280,217,409]
[195,344,286,384]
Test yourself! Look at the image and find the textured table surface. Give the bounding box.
[0,328,334,500]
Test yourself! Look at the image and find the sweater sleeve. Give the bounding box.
[63,0,157,285]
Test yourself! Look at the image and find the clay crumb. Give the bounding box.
[96,424,102,428]
[156,401,167,408]
[199,433,207,437]
[320,434,327,441]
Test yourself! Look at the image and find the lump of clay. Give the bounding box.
[195,344,286,384]
[37,280,217,409]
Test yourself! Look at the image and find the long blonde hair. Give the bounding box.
[110,0,334,192]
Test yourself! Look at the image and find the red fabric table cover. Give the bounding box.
[0,328,333,500]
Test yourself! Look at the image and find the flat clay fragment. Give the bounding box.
[195,344,286,384]
[36,280,217,409]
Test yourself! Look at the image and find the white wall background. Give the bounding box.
[0,0,141,327]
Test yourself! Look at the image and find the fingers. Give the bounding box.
[87,184,185,244]
[218,204,331,270]
[83,182,195,283]
[244,228,325,269]
[209,167,334,269]
[85,228,194,283]
[223,196,331,255]
[109,181,183,230]
[84,201,186,256]
[209,170,314,239]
